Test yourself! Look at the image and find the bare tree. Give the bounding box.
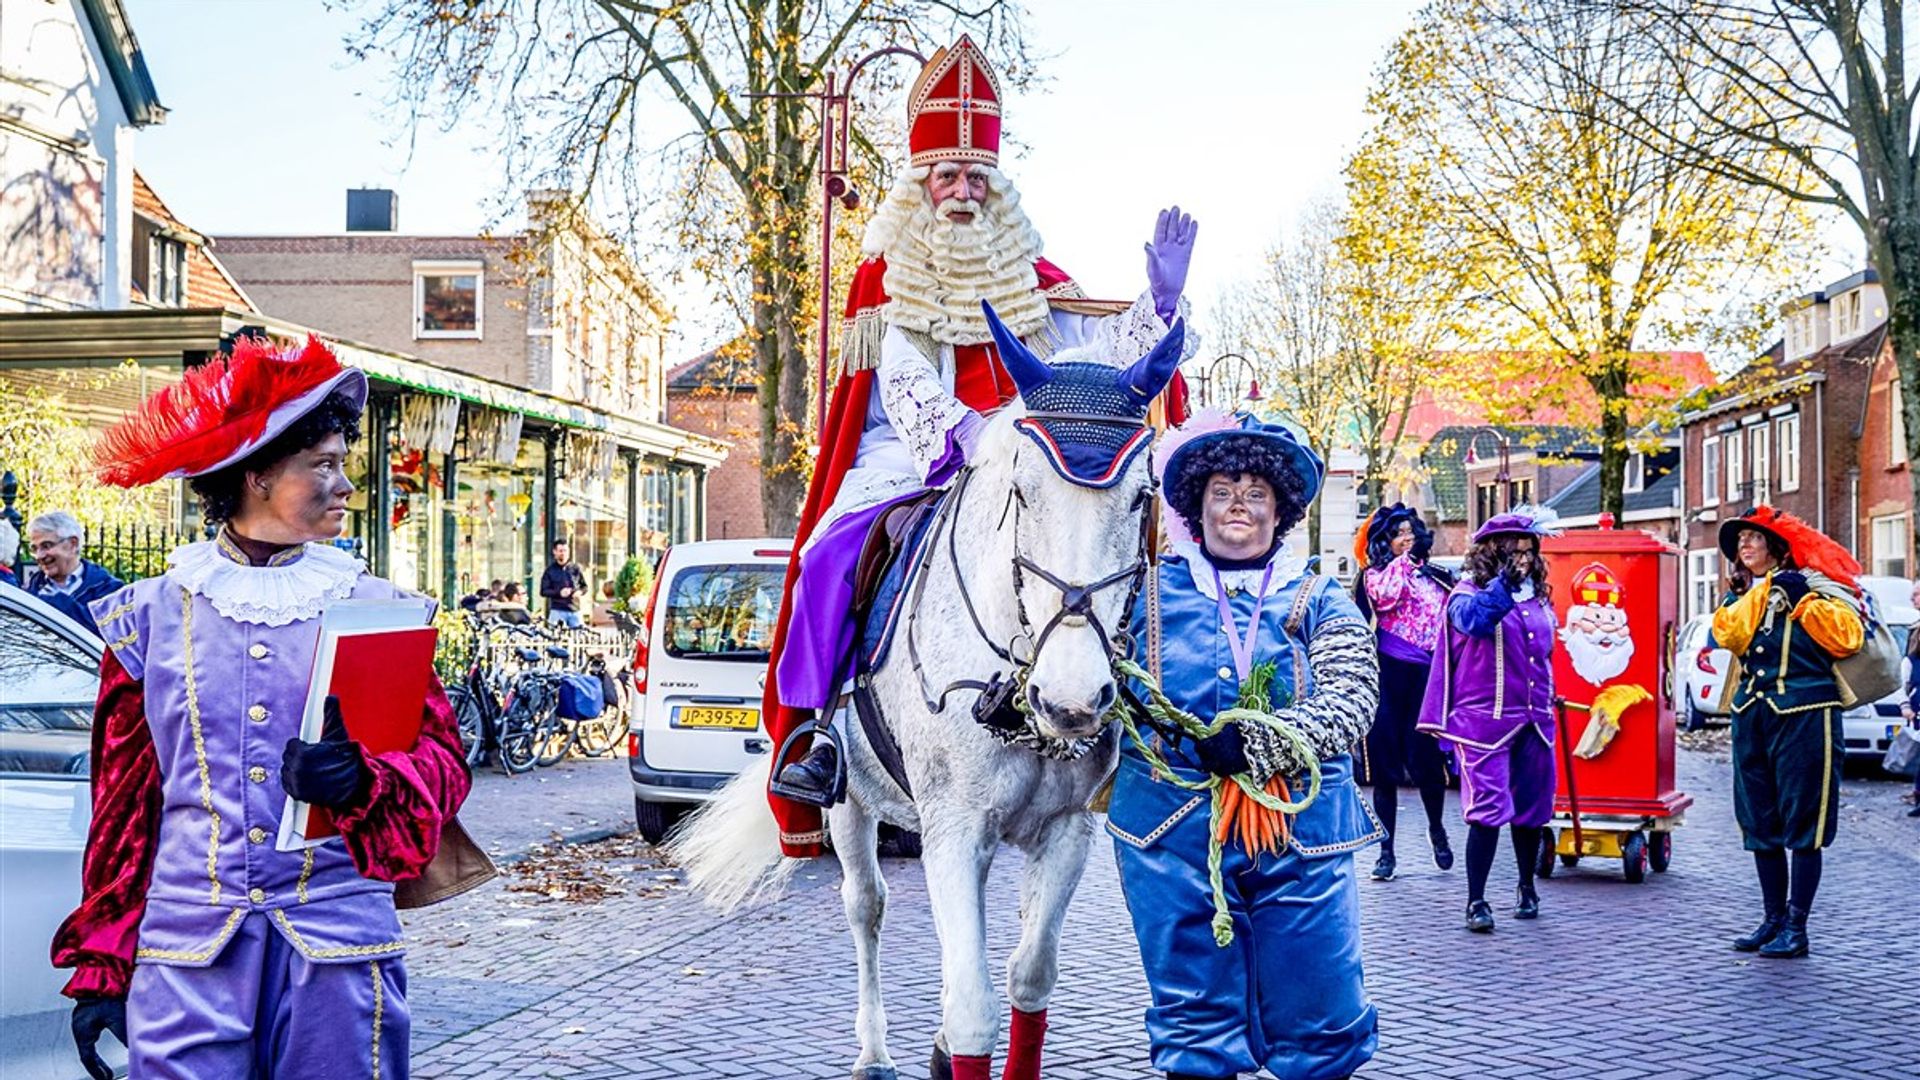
[342,0,1034,535]
[1214,198,1352,556]
[1371,0,1815,518]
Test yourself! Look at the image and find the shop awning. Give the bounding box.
[0,307,728,467]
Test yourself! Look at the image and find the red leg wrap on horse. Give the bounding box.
[951,1052,993,1080]
[1002,1008,1047,1080]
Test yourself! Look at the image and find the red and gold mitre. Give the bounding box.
[92,334,368,487]
[1571,562,1623,607]
[907,35,1002,167]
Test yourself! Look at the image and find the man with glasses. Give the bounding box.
[23,511,124,638]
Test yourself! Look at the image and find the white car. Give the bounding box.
[0,582,125,1079]
[1671,613,1733,730]
[627,540,789,842]
[1840,576,1916,763]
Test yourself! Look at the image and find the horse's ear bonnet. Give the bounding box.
[982,301,1177,490]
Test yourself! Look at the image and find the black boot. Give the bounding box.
[1370,848,1397,881]
[773,741,841,808]
[1758,905,1809,958]
[1465,899,1495,933]
[1732,911,1785,951]
[1430,825,1455,871]
[1514,883,1540,920]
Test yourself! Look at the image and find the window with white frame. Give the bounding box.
[1871,514,1909,579]
[1688,549,1722,621]
[1776,414,1800,492]
[1748,423,1770,504]
[414,261,483,339]
[1723,430,1744,504]
[1623,453,1645,495]
[1894,380,1910,466]
[1701,436,1720,507]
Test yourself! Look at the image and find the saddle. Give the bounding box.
[853,490,945,623]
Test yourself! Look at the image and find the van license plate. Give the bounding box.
[677,706,759,730]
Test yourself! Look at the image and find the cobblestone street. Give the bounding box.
[409,747,1920,1078]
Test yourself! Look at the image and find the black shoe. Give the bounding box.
[1465,899,1495,933]
[1370,851,1397,881]
[773,742,840,808]
[1514,885,1540,920]
[1430,826,1455,871]
[1732,912,1786,952]
[1758,906,1809,959]
[1908,803,1920,817]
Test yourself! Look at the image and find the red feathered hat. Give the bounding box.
[92,335,368,488]
[1718,506,1860,589]
[907,35,1003,168]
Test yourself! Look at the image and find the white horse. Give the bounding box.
[671,312,1184,1080]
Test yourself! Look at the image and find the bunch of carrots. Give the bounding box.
[1212,660,1294,858]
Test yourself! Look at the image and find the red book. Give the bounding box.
[279,608,437,850]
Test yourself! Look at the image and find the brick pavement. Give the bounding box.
[461,756,635,863]
[404,748,1920,1078]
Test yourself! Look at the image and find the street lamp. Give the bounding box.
[1207,352,1262,411]
[1462,427,1514,515]
[766,46,929,437]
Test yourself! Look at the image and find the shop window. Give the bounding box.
[415,261,483,339]
[1700,436,1720,507]
[1776,415,1800,492]
[1871,514,1909,579]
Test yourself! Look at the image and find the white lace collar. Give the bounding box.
[165,539,366,626]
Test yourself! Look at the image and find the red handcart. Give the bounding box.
[1538,519,1693,883]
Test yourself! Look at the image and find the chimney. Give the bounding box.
[346,188,398,232]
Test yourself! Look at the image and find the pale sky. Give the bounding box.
[129,0,1426,357]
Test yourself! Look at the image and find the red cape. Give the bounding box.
[760,257,1188,857]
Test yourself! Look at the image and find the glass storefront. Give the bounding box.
[452,434,545,599]
[387,438,446,598]
[557,452,631,608]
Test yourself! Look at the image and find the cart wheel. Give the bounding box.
[1535,827,1556,878]
[1648,831,1671,873]
[1622,831,1649,884]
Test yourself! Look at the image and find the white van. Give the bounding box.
[1840,575,1916,762]
[627,539,790,842]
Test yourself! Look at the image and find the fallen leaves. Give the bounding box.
[503,832,686,906]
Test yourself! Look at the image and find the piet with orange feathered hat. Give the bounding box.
[1716,505,1862,591]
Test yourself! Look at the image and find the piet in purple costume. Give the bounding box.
[52,338,470,1079]
[1416,511,1560,829]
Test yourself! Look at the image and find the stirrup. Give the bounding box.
[767,718,848,808]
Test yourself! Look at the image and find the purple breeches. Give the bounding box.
[1455,728,1556,828]
[775,501,893,711]
[127,913,408,1079]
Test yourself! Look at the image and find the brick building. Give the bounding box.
[666,349,769,540]
[1676,269,1905,620]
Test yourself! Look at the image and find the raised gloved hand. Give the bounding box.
[1773,570,1811,606]
[71,996,126,1080]
[281,696,371,811]
[1144,206,1198,322]
[1193,722,1251,778]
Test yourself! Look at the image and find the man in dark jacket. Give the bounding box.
[24,512,124,638]
[540,539,588,628]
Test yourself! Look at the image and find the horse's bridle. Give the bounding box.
[908,412,1155,715]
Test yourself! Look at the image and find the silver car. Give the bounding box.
[0,582,124,1079]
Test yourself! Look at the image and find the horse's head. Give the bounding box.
[977,301,1183,740]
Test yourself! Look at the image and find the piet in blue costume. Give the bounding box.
[1110,411,1383,1080]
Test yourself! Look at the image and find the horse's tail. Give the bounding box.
[663,755,798,913]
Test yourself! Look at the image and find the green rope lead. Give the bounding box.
[1112,657,1323,946]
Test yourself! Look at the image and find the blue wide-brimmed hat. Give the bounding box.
[1160,413,1325,505]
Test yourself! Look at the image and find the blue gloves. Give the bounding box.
[1194,723,1251,778]
[70,996,126,1080]
[1145,206,1198,323]
[281,696,371,811]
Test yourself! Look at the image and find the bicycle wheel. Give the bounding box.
[497,691,543,774]
[572,708,628,757]
[533,703,576,767]
[446,685,486,767]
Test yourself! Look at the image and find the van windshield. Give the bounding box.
[662,564,782,662]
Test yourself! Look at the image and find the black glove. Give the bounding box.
[281,696,371,810]
[71,996,126,1080]
[971,672,1026,733]
[1193,723,1251,778]
[1773,570,1811,607]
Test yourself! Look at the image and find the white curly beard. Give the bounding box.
[861,165,1052,345]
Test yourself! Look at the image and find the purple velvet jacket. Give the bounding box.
[1416,577,1556,750]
